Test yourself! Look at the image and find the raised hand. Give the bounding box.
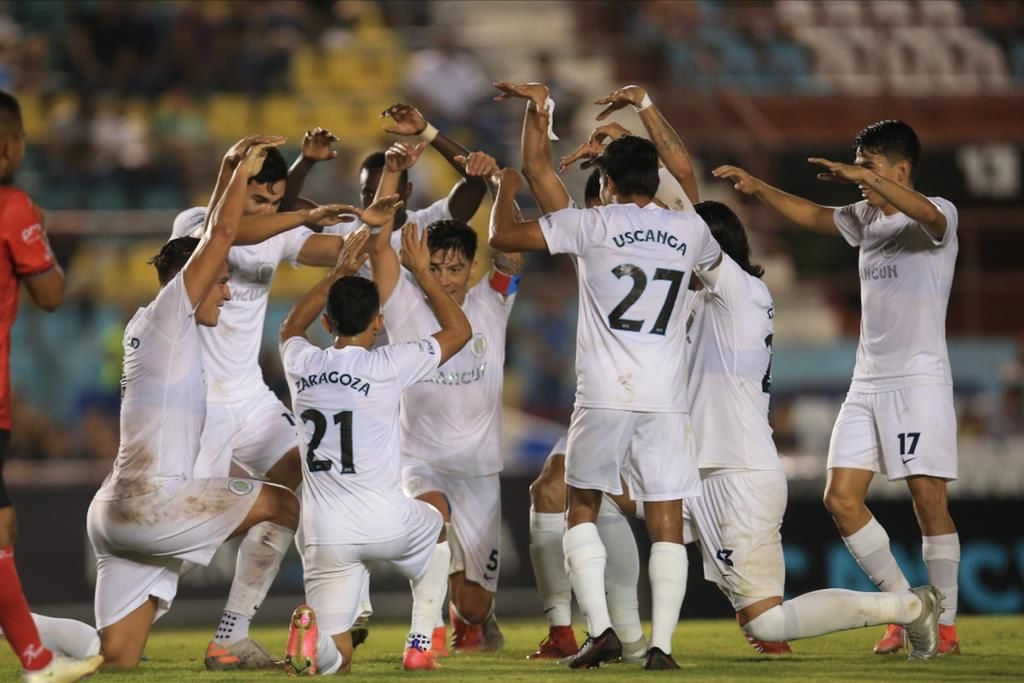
[361,193,405,228]
[808,157,866,184]
[399,223,428,274]
[492,81,550,114]
[240,138,287,176]
[381,102,427,136]
[712,165,764,195]
[301,127,339,162]
[454,151,500,179]
[334,228,369,276]
[227,135,287,169]
[306,203,362,227]
[589,122,633,144]
[594,84,647,121]
[384,141,427,173]
[558,139,605,173]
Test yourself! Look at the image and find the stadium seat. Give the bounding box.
[206,95,255,142]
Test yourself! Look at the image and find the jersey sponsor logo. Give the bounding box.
[611,228,688,254]
[20,223,42,244]
[716,548,735,568]
[294,371,371,396]
[470,333,488,359]
[426,363,487,386]
[227,285,268,302]
[228,479,255,496]
[860,264,898,281]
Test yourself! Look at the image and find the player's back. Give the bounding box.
[540,202,721,412]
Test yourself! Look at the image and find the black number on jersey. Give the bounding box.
[897,432,920,456]
[300,409,356,474]
[762,334,774,393]
[607,265,685,335]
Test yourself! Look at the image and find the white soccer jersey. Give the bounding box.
[95,273,204,500]
[171,217,312,402]
[833,197,958,392]
[687,255,782,471]
[281,335,442,545]
[539,202,721,412]
[383,269,515,476]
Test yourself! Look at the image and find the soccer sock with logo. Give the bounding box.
[596,500,643,644]
[563,523,612,635]
[842,517,911,592]
[216,521,294,644]
[742,589,923,641]
[648,542,687,654]
[922,533,959,625]
[411,541,451,643]
[0,546,54,671]
[529,509,572,627]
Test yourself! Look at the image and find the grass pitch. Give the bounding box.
[2,615,1021,681]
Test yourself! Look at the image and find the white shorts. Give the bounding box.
[402,464,501,593]
[303,499,442,635]
[565,407,700,502]
[686,469,787,611]
[193,388,298,479]
[827,385,958,481]
[87,477,263,629]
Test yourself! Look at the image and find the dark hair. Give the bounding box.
[854,120,921,179]
[0,91,22,137]
[250,146,288,186]
[150,236,200,285]
[326,276,380,336]
[694,201,764,279]
[592,135,660,199]
[360,152,409,189]
[584,168,601,207]
[427,219,477,261]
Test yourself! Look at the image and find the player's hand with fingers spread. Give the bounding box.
[333,228,369,276]
[384,141,427,173]
[240,137,288,176]
[589,122,633,144]
[306,203,362,227]
[301,127,339,162]
[492,81,550,115]
[594,84,647,121]
[454,151,500,179]
[227,135,286,169]
[361,193,405,228]
[558,139,605,173]
[381,102,428,136]
[808,157,866,184]
[399,223,429,275]
[712,165,764,195]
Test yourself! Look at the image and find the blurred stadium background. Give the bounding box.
[1,0,1022,622]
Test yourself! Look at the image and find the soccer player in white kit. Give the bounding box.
[491,136,722,670]
[86,139,308,669]
[280,215,471,673]
[715,119,961,655]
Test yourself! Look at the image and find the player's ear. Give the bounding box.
[321,312,334,336]
[372,312,384,335]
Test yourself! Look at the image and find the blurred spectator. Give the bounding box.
[995,331,1024,437]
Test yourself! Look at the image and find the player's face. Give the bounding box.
[429,248,473,305]
[359,167,410,224]
[244,180,285,216]
[854,149,906,208]
[196,263,231,327]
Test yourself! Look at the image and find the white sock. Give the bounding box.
[563,523,611,635]
[648,542,687,654]
[356,574,373,623]
[27,614,100,659]
[316,628,343,675]
[217,521,294,643]
[842,517,910,592]
[743,589,923,642]
[411,542,451,639]
[529,510,571,627]
[922,533,959,625]
[597,499,643,643]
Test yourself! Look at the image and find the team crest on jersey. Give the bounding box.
[228,479,254,496]
[881,238,901,258]
[256,262,275,283]
[470,333,488,359]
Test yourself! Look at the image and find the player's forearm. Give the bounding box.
[520,105,571,213]
[204,161,235,233]
[638,106,699,203]
[234,210,311,245]
[208,162,248,243]
[860,172,945,236]
[489,180,522,252]
[755,182,835,234]
[281,273,336,341]
[281,157,315,212]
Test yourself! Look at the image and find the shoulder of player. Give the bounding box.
[0,187,35,226]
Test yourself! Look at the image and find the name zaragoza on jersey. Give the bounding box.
[294,371,371,396]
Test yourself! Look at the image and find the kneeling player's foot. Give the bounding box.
[403,645,440,670]
[527,626,578,659]
[565,628,622,670]
[482,613,505,652]
[906,586,942,661]
[352,617,369,650]
[449,603,484,653]
[642,646,680,670]
[938,624,960,655]
[873,624,906,655]
[221,638,279,669]
[430,626,450,658]
[743,633,792,655]
[204,641,241,671]
[284,605,319,676]
[620,635,649,663]
[23,654,104,683]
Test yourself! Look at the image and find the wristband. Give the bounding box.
[419,123,439,143]
[633,93,653,112]
[368,225,384,235]
[489,269,521,296]
[544,96,559,141]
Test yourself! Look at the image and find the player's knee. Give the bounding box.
[264,487,300,530]
[529,471,565,513]
[823,487,860,521]
[741,605,787,643]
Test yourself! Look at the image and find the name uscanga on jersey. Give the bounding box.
[281,335,441,545]
[686,255,782,472]
[540,202,721,412]
[833,197,958,392]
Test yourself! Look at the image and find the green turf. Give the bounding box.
[3,615,1021,681]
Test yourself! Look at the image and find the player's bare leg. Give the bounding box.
[262,446,303,492]
[98,596,158,668]
[416,490,454,655]
[906,475,959,654]
[642,499,685,670]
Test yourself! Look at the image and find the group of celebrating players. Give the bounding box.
[0,75,961,680]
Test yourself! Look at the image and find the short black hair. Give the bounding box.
[694,200,764,279]
[584,168,601,207]
[592,135,660,199]
[854,120,921,179]
[360,152,409,189]
[250,146,288,186]
[150,236,200,286]
[0,91,22,137]
[427,219,477,261]
[325,276,380,336]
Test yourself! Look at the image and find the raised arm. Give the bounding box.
[456,150,525,276]
[713,164,836,234]
[368,142,425,305]
[381,102,487,223]
[281,126,339,212]
[400,223,471,364]
[490,168,548,253]
[234,204,360,246]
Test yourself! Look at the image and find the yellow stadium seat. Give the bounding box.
[18,94,44,138]
[256,95,309,136]
[207,95,254,141]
